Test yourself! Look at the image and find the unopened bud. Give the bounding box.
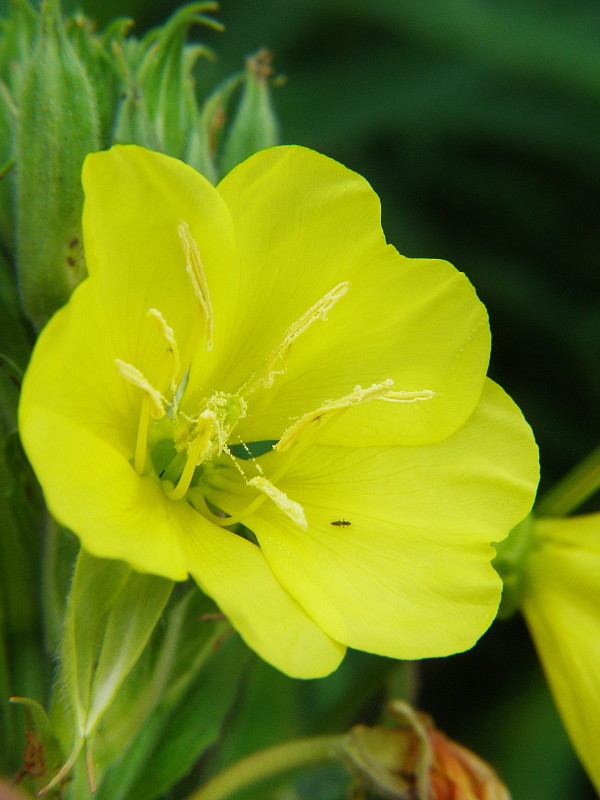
[142,3,222,159]
[16,0,99,329]
[220,48,279,175]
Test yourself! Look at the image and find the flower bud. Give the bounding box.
[220,48,279,175]
[66,10,123,147]
[110,41,159,152]
[16,0,99,329]
[141,2,223,159]
[188,70,245,183]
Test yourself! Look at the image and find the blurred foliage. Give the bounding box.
[3,0,599,797]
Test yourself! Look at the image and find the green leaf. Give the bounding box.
[0,431,47,770]
[126,635,249,800]
[96,615,248,800]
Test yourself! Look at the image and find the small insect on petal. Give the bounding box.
[331,520,351,527]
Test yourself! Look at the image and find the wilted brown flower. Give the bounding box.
[343,700,510,800]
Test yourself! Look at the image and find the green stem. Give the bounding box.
[536,442,600,517]
[186,734,345,800]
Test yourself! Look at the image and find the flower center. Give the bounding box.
[115,222,435,532]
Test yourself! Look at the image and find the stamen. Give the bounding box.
[242,281,350,394]
[163,410,215,501]
[134,394,151,474]
[248,476,307,530]
[178,221,214,351]
[115,359,166,419]
[276,381,435,452]
[146,308,180,395]
[190,473,306,531]
[378,388,436,403]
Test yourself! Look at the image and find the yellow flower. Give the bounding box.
[19,145,538,678]
[521,513,600,794]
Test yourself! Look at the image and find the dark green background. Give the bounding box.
[15,1,600,797]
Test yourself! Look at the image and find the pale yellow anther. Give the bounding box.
[146,308,180,394]
[242,281,350,394]
[247,476,308,530]
[178,221,214,351]
[275,281,350,352]
[378,388,436,403]
[115,359,166,419]
[276,380,435,452]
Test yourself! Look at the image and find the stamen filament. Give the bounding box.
[134,394,151,475]
[147,308,180,395]
[191,490,268,528]
[197,444,313,529]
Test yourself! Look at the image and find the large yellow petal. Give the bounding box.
[214,146,489,446]
[180,523,345,679]
[21,386,344,677]
[22,145,240,474]
[19,407,188,580]
[19,278,137,460]
[522,515,600,796]
[210,380,537,658]
[82,145,237,394]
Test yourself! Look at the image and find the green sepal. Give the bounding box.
[220,49,280,176]
[9,696,65,797]
[58,550,173,750]
[16,0,99,330]
[493,513,536,619]
[100,16,135,48]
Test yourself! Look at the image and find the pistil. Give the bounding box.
[163,410,215,500]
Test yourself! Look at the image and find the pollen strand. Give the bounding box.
[242,281,350,395]
[276,381,435,452]
[178,220,214,351]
